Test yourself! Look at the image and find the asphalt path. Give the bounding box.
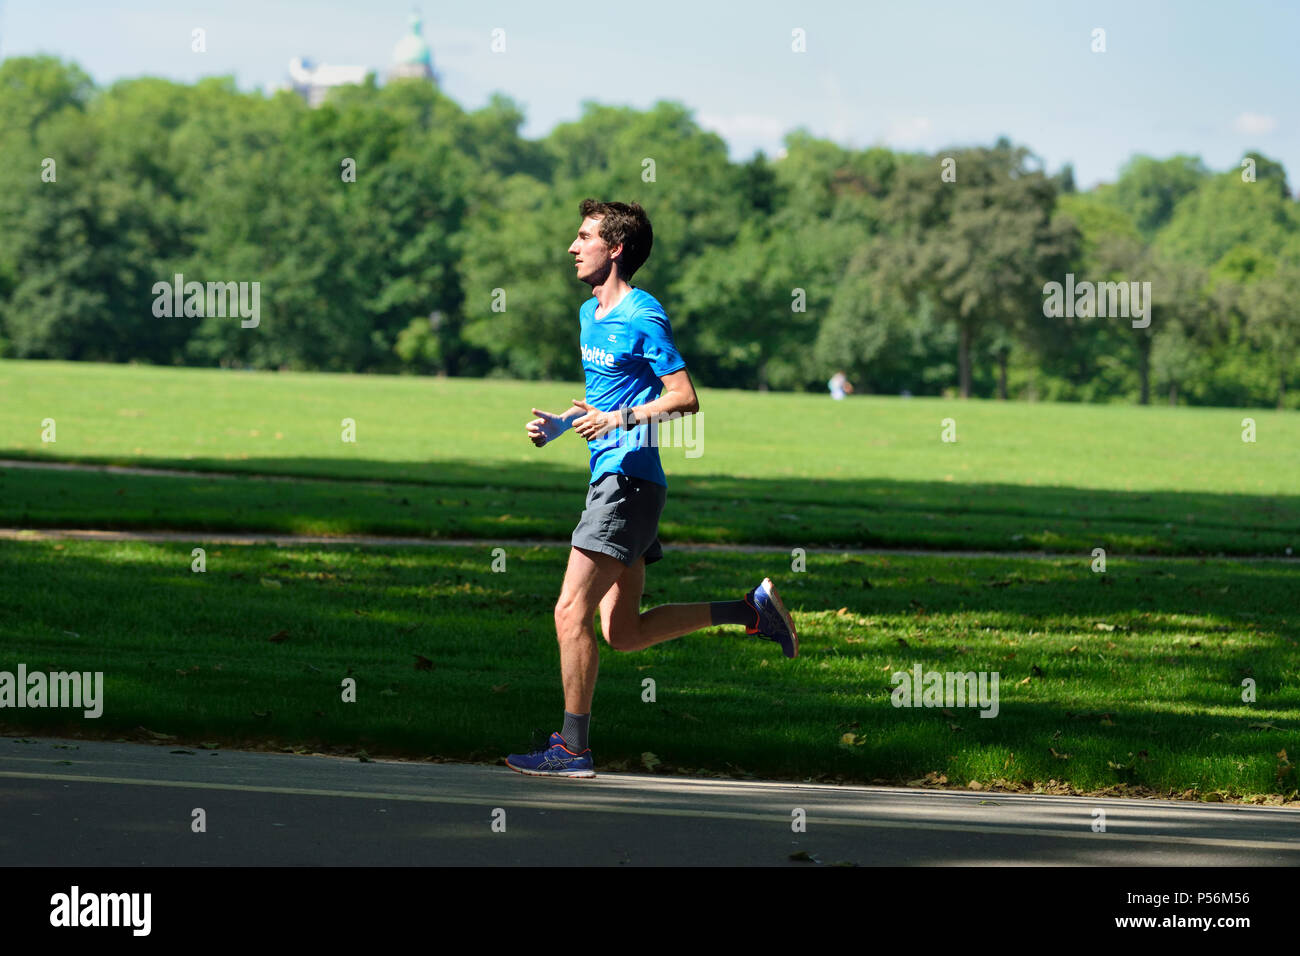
[2,737,1297,866]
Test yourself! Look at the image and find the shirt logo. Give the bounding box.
[581,343,617,367]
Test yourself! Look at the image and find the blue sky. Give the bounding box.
[2,0,1295,190]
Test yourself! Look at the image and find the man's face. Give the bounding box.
[568,215,620,285]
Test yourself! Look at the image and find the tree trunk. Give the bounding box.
[1168,383,1177,406]
[997,349,1008,400]
[1138,338,1150,405]
[959,324,972,399]
[1279,370,1286,410]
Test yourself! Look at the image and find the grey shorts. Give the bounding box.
[571,472,666,566]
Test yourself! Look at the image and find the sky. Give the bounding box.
[1,0,1296,190]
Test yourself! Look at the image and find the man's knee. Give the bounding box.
[601,616,642,651]
[555,593,594,638]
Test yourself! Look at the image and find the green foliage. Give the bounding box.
[1095,154,1209,240]
[1,56,1298,406]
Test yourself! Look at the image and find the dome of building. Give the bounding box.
[392,12,433,68]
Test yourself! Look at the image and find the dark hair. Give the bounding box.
[578,199,653,278]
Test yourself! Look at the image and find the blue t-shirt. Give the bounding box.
[578,287,686,487]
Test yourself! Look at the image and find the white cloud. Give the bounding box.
[1234,112,1277,135]
[883,116,933,146]
[697,112,789,141]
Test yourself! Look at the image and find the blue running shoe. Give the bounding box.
[745,577,799,658]
[506,731,596,778]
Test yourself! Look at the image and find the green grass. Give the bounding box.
[2,360,1298,555]
[1,539,1296,800]
[2,359,1298,800]
[2,465,1297,555]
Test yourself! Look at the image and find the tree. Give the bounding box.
[1156,162,1298,268]
[1095,154,1209,240]
[1240,262,1300,408]
[878,140,1077,398]
[0,56,94,139]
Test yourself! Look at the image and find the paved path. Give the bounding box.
[2,737,1296,866]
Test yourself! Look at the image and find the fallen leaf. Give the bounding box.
[268,629,289,643]
[641,752,661,772]
[413,654,433,671]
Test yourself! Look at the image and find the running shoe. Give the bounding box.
[744,577,799,658]
[505,731,596,778]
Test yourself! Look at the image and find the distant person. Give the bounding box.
[508,199,799,778]
[829,370,854,400]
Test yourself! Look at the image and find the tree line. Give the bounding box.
[2,55,1297,407]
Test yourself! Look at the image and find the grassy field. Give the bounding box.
[2,538,1296,800]
[2,360,1299,555]
[1,359,1297,800]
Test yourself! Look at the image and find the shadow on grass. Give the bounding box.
[2,452,1299,555]
[1,536,1296,795]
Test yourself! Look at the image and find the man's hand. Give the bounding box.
[526,408,568,447]
[571,399,619,441]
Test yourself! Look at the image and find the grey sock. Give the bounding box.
[561,711,590,752]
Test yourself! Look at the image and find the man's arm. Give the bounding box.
[569,370,699,441]
[625,368,699,425]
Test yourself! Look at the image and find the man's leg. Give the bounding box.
[555,546,627,714]
[599,557,745,653]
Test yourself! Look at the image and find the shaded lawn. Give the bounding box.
[2,463,1297,556]
[1,539,1296,801]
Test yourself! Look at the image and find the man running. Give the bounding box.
[505,199,798,779]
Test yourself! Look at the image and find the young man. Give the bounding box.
[505,199,798,779]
